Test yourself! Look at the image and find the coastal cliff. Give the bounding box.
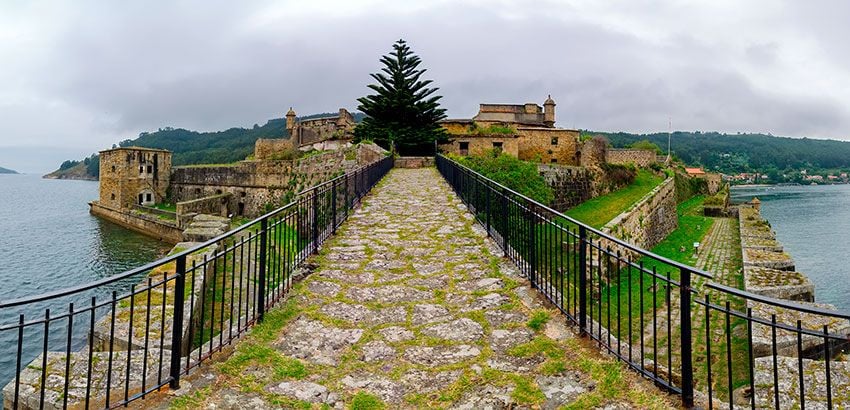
[43,161,97,180]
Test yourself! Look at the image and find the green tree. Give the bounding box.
[629,139,663,154]
[354,39,447,155]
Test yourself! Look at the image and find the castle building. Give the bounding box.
[97,147,172,209]
[286,107,357,150]
[438,96,581,165]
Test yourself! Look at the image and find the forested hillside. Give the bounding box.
[46,112,365,179]
[597,131,850,174]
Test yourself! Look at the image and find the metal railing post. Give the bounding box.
[529,204,536,287]
[680,267,695,408]
[331,182,337,234]
[501,187,509,257]
[257,217,268,322]
[344,173,350,211]
[312,192,319,253]
[578,226,588,336]
[168,254,187,389]
[485,183,491,236]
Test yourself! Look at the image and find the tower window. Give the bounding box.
[551,137,559,145]
[492,142,503,153]
[111,193,115,200]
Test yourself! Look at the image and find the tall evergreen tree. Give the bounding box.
[355,39,447,155]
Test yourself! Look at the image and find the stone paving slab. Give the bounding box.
[152,168,674,409]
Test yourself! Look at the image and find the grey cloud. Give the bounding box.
[2,0,850,173]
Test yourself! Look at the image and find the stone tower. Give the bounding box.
[543,95,556,127]
[97,147,172,210]
[285,107,297,133]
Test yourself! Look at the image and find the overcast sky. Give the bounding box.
[1,1,849,173]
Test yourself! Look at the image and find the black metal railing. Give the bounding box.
[436,154,850,409]
[0,155,393,409]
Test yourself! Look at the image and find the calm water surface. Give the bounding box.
[731,184,850,313]
[0,174,171,393]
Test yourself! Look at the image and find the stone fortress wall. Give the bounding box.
[98,147,172,209]
[92,135,387,244]
[254,138,296,160]
[606,148,657,167]
[601,176,678,251]
[736,201,850,408]
[170,143,386,218]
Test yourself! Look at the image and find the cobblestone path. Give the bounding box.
[158,168,673,409]
[694,217,742,282]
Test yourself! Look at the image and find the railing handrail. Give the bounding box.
[0,157,390,309]
[436,154,714,279]
[437,154,850,318]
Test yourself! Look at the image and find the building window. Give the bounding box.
[111,165,116,172]
[111,193,115,200]
[492,142,503,153]
[459,141,469,156]
[147,165,153,173]
[551,158,558,163]
[139,166,144,175]
[195,188,201,194]
[216,189,223,195]
[551,137,559,145]
[146,193,152,202]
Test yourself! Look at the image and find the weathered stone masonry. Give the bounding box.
[602,176,678,251]
[170,144,385,218]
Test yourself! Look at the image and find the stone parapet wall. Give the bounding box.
[254,138,295,160]
[537,165,593,211]
[176,193,232,217]
[601,176,677,251]
[736,202,850,410]
[394,157,435,168]
[605,149,657,167]
[90,201,184,243]
[170,144,387,218]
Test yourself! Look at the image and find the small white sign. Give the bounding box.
[693,242,700,249]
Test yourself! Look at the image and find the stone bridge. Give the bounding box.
[149,168,674,409]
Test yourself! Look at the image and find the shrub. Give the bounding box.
[451,150,554,205]
[600,163,637,188]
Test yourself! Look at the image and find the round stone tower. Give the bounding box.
[543,95,556,127]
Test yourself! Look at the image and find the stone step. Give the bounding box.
[748,300,850,358]
[744,266,814,302]
[753,356,850,409]
[743,248,795,271]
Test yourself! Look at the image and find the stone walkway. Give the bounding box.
[154,168,674,409]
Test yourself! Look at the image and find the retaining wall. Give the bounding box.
[602,177,677,250]
[90,201,184,243]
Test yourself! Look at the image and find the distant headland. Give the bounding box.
[0,166,18,174]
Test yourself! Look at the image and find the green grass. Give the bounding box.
[349,392,385,410]
[153,203,177,212]
[638,195,713,274]
[526,310,551,331]
[565,170,665,229]
[597,195,714,346]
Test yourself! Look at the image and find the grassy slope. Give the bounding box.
[565,170,665,229]
[600,196,714,344]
